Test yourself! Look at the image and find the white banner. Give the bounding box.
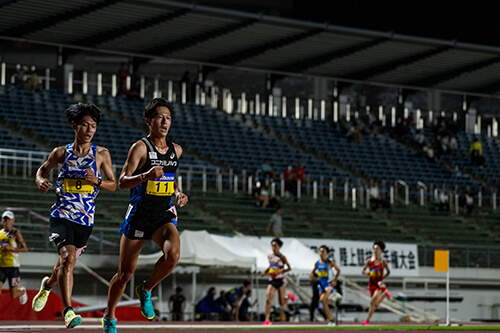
[300,238,419,277]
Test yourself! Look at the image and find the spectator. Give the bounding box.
[215,290,229,312]
[266,207,284,237]
[238,289,257,321]
[118,62,130,95]
[422,142,435,162]
[470,138,484,166]
[414,129,425,148]
[130,63,143,100]
[197,287,230,321]
[440,134,450,155]
[15,65,28,90]
[283,166,295,196]
[347,123,362,143]
[169,286,186,321]
[369,182,390,211]
[253,184,280,209]
[464,191,474,214]
[0,210,28,305]
[252,184,270,208]
[28,68,41,91]
[449,135,458,155]
[294,163,305,185]
[437,190,449,211]
[225,281,251,321]
[260,159,276,181]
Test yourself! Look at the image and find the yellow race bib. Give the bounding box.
[145,173,175,196]
[63,178,93,193]
[317,270,328,277]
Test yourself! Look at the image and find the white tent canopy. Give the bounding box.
[138,230,320,278]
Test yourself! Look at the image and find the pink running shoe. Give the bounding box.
[384,289,392,300]
[363,320,369,325]
[263,320,272,326]
[286,290,296,302]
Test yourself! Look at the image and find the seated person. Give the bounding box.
[197,287,229,321]
[261,159,276,180]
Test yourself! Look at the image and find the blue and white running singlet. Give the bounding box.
[50,143,100,226]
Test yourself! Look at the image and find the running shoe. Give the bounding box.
[263,319,272,325]
[64,309,82,329]
[102,315,117,333]
[384,288,392,300]
[363,320,369,325]
[32,276,50,312]
[19,286,27,305]
[286,290,296,302]
[328,321,336,326]
[135,281,155,320]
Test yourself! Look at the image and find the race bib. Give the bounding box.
[269,268,281,274]
[63,171,94,193]
[146,173,175,196]
[317,270,328,278]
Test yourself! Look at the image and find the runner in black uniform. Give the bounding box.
[102,98,188,333]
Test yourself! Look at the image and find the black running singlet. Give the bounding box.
[126,137,179,215]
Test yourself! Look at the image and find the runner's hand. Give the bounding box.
[176,192,189,207]
[36,178,52,193]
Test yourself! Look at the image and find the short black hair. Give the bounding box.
[319,245,329,253]
[243,280,251,287]
[65,103,102,124]
[208,287,216,295]
[175,286,182,293]
[374,241,386,251]
[144,97,174,119]
[271,237,283,247]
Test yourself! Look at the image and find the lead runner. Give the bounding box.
[102,98,188,333]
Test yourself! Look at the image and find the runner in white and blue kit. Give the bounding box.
[103,98,188,333]
[33,103,116,329]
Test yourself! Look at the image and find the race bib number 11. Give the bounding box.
[146,173,175,196]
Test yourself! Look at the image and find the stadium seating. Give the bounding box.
[246,114,482,188]
[1,85,500,268]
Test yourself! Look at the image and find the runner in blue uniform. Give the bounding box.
[103,98,188,333]
[309,245,341,326]
[33,103,116,329]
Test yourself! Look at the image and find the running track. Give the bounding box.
[0,321,494,332]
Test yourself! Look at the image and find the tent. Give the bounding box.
[139,230,320,277]
[137,230,321,320]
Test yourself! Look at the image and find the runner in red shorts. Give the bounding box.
[361,241,391,325]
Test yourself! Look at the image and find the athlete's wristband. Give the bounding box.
[97,177,102,186]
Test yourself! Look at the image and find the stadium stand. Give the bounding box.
[1,84,500,268]
[246,114,482,188]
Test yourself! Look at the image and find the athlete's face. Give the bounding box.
[319,247,328,260]
[147,107,171,136]
[271,241,281,255]
[373,244,382,258]
[72,115,97,143]
[1,216,14,232]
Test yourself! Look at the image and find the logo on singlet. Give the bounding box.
[151,160,177,167]
[170,153,175,159]
[149,152,157,159]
